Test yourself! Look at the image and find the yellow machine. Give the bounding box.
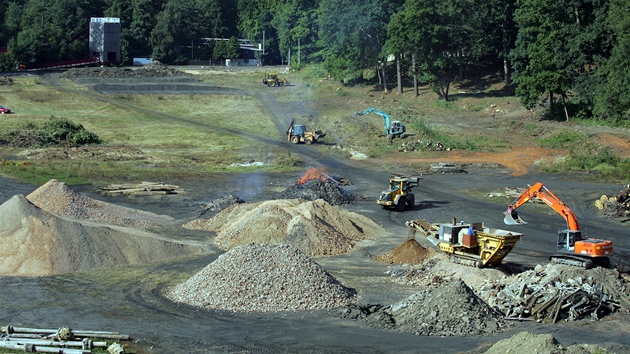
[406,218,523,267]
[377,176,420,211]
[286,119,326,144]
[263,70,288,87]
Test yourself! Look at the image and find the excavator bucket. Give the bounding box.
[504,210,527,225]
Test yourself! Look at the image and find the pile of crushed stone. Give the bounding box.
[183,198,382,257]
[166,243,356,313]
[374,239,430,265]
[276,179,360,205]
[27,179,174,229]
[0,195,204,276]
[194,194,246,216]
[61,61,190,79]
[390,280,507,336]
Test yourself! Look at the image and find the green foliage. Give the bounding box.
[538,131,586,148]
[540,141,630,181]
[0,116,101,148]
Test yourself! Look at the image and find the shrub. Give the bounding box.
[0,116,102,148]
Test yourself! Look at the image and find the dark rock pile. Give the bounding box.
[276,180,358,205]
[195,195,246,216]
[61,61,190,79]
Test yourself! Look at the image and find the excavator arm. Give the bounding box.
[505,182,580,230]
[354,108,391,135]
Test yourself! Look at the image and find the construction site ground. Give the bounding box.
[1,66,630,353]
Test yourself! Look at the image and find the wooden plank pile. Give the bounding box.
[99,181,185,196]
[489,276,621,323]
[0,325,130,353]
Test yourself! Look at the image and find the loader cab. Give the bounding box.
[557,229,582,252]
[389,121,405,136]
[293,124,305,136]
[390,180,401,191]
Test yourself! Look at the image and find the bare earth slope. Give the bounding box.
[0,194,205,276]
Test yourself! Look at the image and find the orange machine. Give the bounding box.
[504,182,612,269]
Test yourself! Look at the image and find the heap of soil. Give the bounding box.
[27,179,174,229]
[166,243,356,313]
[390,280,506,336]
[195,194,246,216]
[374,239,430,265]
[276,180,358,205]
[481,331,612,354]
[0,195,204,276]
[61,61,189,79]
[183,198,382,257]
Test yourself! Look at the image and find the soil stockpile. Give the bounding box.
[276,179,359,205]
[0,195,204,276]
[27,179,174,229]
[374,239,430,265]
[183,198,382,257]
[166,243,356,313]
[480,331,615,354]
[61,61,189,79]
[390,280,507,336]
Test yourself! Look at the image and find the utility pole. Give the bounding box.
[262,31,265,66]
[298,38,300,68]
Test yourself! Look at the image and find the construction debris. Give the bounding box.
[99,181,185,196]
[0,325,129,354]
[595,184,630,219]
[398,139,451,152]
[277,178,359,205]
[194,194,246,216]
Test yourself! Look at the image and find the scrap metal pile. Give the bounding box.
[0,325,130,354]
[595,184,630,219]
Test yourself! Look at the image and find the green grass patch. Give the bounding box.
[538,130,587,148]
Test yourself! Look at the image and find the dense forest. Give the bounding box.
[0,0,628,122]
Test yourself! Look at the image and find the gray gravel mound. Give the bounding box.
[276,180,359,205]
[61,61,189,79]
[390,280,507,336]
[166,243,356,313]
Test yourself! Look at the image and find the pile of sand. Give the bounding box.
[374,239,430,265]
[481,331,613,354]
[0,194,205,276]
[183,198,383,257]
[166,243,356,313]
[27,179,174,229]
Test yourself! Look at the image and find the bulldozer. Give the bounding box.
[406,218,524,268]
[286,119,326,144]
[263,70,288,87]
[376,176,420,211]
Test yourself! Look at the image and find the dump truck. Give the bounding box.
[286,119,326,144]
[406,218,523,267]
[377,176,420,211]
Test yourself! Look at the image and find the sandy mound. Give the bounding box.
[482,331,611,354]
[166,243,356,313]
[374,239,430,264]
[183,198,382,257]
[27,179,174,229]
[390,280,506,336]
[0,195,204,276]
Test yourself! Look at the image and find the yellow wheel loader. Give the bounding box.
[376,176,420,211]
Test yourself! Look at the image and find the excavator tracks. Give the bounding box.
[550,255,594,269]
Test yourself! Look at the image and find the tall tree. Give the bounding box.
[594,0,630,122]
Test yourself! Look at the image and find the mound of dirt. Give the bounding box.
[61,61,189,79]
[276,179,358,205]
[194,194,246,216]
[374,239,430,265]
[390,280,507,336]
[0,195,204,276]
[481,331,612,354]
[166,243,356,313]
[183,198,382,257]
[27,179,174,229]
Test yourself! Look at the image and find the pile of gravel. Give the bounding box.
[61,61,189,79]
[276,179,359,205]
[27,179,174,229]
[183,198,382,257]
[194,194,246,216]
[390,280,506,336]
[166,243,356,313]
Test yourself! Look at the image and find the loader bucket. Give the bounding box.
[504,210,527,225]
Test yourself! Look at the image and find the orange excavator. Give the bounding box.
[504,182,612,269]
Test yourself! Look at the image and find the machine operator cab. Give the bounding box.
[389,121,406,136]
[557,229,582,252]
[390,180,401,191]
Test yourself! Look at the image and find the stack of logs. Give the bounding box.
[99,181,184,196]
[595,184,630,219]
[488,276,620,323]
[0,325,130,353]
